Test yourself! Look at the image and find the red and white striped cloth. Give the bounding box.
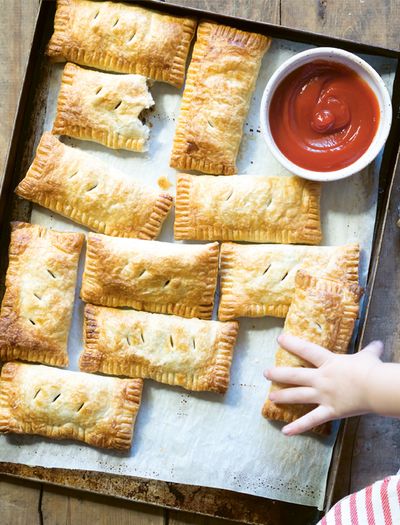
[318,476,400,525]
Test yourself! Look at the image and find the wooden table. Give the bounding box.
[0,1,399,523]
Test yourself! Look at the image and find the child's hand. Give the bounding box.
[264,334,384,436]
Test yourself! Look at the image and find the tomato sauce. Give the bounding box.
[269,60,380,172]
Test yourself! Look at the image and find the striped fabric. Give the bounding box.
[318,476,400,525]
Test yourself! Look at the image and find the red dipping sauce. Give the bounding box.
[269,60,380,172]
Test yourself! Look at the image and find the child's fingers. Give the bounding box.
[361,340,384,358]
[269,386,317,405]
[264,366,315,386]
[277,334,331,367]
[281,405,332,435]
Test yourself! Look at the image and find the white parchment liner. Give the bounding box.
[0,39,396,510]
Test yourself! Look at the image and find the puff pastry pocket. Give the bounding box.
[46,0,196,88]
[80,305,239,393]
[175,174,322,244]
[262,271,362,434]
[0,362,142,451]
[16,133,173,239]
[0,222,84,367]
[53,63,154,152]
[81,234,219,319]
[219,243,360,320]
[170,22,271,175]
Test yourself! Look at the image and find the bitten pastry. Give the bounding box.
[52,63,154,152]
[219,243,359,320]
[262,271,362,434]
[170,22,271,175]
[46,0,196,88]
[16,133,173,239]
[80,305,239,393]
[0,222,84,367]
[81,234,219,319]
[175,174,322,244]
[0,362,143,451]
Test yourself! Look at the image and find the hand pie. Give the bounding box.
[0,222,84,367]
[262,271,361,434]
[175,174,322,244]
[53,63,154,152]
[81,234,219,319]
[0,362,142,451]
[16,133,173,239]
[219,243,360,320]
[46,0,196,88]
[170,22,271,175]
[80,305,239,393]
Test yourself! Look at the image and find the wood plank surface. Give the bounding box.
[0,1,398,524]
[281,0,399,50]
[0,0,40,180]
[0,0,44,521]
[348,161,400,492]
[41,486,166,525]
[0,478,41,525]
[171,0,280,22]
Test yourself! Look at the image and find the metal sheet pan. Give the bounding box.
[0,1,399,523]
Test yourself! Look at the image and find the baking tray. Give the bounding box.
[0,1,399,523]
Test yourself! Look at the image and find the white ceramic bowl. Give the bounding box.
[259,47,393,182]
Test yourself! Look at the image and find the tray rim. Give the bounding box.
[148,0,400,57]
[0,1,399,523]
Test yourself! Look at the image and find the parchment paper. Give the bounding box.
[0,38,396,510]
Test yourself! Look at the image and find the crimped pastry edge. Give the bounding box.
[80,304,239,393]
[16,133,173,239]
[0,361,143,450]
[170,22,271,175]
[0,222,84,367]
[81,235,220,320]
[218,242,360,320]
[174,174,322,244]
[52,63,151,152]
[46,0,197,88]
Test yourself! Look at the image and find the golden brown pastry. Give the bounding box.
[80,304,239,393]
[81,234,219,319]
[0,222,84,367]
[16,133,173,239]
[46,0,196,88]
[262,271,362,434]
[52,63,154,151]
[0,362,143,451]
[170,22,271,175]
[175,174,322,244]
[219,243,360,320]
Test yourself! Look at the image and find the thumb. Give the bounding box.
[361,340,384,358]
